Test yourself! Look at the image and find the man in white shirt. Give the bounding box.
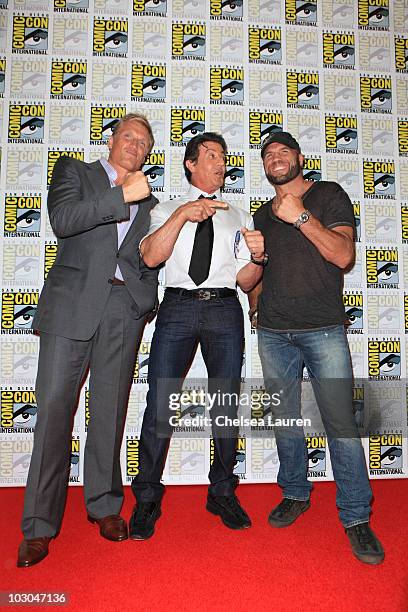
[130,132,267,539]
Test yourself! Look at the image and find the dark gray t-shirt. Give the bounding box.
[253,181,355,331]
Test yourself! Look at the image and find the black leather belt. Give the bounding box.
[110,277,126,285]
[166,287,236,301]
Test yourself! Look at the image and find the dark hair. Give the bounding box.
[183,132,227,182]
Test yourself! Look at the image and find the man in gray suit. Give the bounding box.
[17,113,159,567]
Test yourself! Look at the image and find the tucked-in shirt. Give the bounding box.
[100,157,138,281]
[144,185,254,289]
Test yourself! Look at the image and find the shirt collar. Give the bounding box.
[100,158,118,185]
[187,184,222,200]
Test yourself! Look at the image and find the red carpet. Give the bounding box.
[1,481,407,612]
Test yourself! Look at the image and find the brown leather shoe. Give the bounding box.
[17,537,51,568]
[87,514,128,541]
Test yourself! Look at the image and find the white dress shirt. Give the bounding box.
[145,185,253,289]
[100,157,138,281]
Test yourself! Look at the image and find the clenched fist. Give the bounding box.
[122,171,151,203]
[241,227,264,261]
[274,193,305,224]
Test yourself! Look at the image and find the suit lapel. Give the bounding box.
[87,161,118,247]
[119,197,152,251]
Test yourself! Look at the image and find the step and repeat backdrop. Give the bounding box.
[0,0,407,487]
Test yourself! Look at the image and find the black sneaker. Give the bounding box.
[268,498,310,528]
[206,493,252,530]
[129,501,161,540]
[345,523,384,565]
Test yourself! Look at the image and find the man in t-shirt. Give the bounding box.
[250,131,384,564]
[129,132,266,539]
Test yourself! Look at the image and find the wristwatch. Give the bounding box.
[250,252,269,267]
[293,209,311,229]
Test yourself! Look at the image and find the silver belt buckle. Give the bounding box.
[198,289,211,300]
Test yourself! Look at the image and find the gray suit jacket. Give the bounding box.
[33,156,159,340]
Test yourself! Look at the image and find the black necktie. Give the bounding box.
[188,195,216,286]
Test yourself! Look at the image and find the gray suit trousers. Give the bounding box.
[22,285,145,538]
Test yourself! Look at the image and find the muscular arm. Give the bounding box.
[236,262,263,292]
[140,207,188,268]
[299,220,354,269]
[274,191,355,269]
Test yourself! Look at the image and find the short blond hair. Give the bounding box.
[111,112,154,153]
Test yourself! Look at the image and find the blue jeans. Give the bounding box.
[258,325,372,528]
[132,290,244,502]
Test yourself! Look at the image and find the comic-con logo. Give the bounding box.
[4,195,41,237]
[286,71,319,108]
[47,149,84,187]
[12,15,48,54]
[1,291,39,334]
[395,36,408,73]
[170,439,205,477]
[325,115,358,153]
[210,67,244,105]
[44,243,58,280]
[90,106,126,145]
[133,0,167,16]
[172,23,206,60]
[1,340,38,384]
[369,434,403,474]
[358,0,389,30]
[306,437,326,476]
[170,107,205,146]
[10,58,47,100]
[251,438,279,477]
[223,153,244,193]
[323,31,355,69]
[285,0,317,25]
[367,293,400,333]
[398,120,408,157]
[366,248,399,288]
[353,202,361,241]
[362,116,393,157]
[402,206,408,243]
[69,438,80,481]
[250,199,269,216]
[368,339,401,379]
[248,27,282,64]
[249,111,283,148]
[143,152,165,192]
[93,18,128,57]
[363,160,395,199]
[302,157,321,182]
[1,389,37,431]
[126,437,139,481]
[210,437,246,477]
[0,439,34,483]
[344,292,364,332]
[92,61,127,100]
[2,242,40,287]
[210,0,243,20]
[133,341,151,382]
[50,61,87,99]
[360,76,392,113]
[54,0,89,11]
[0,59,5,97]
[8,104,45,143]
[131,64,166,103]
